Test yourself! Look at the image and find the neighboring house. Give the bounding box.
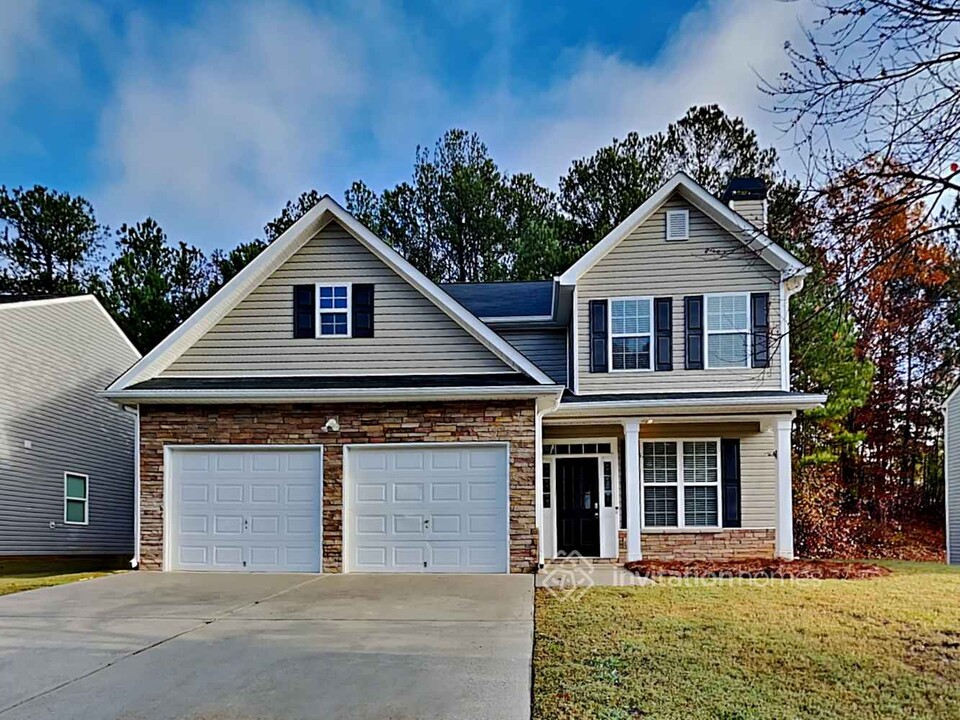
[1,295,141,562]
[104,172,825,574]
[945,385,959,565]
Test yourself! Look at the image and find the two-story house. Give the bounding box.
[104,172,824,574]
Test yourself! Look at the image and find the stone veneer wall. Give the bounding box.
[639,529,776,561]
[138,401,537,573]
[617,529,775,562]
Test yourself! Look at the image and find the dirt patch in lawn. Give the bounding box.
[624,557,891,579]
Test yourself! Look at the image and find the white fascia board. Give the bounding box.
[553,393,827,418]
[0,294,93,311]
[101,384,566,405]
[107,196,554,392]
[558,172,808,286]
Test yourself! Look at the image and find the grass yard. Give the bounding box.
[534,561,960,720]
[0,559,119,597]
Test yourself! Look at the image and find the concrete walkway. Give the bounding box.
[0,572,533,720]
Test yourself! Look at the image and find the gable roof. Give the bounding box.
[0,294,140,358]
[558,172,808,286]
[107,197,554,392]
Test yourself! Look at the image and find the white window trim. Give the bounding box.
[64,472,89,526]
[704,292,751,370]
[665,208,689,241]
[640,438,722,530]
[315,281,352,338]
[608,296,654,373]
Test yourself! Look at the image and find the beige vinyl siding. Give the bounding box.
[543,421,776,529]
[947,392,960,564]
[164,221,511,377]
[576,195,783,393]
[640,422,776,528]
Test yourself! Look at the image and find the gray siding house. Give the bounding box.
[946,386,960,564]
[0,295,140,561]
[104,172,826,575]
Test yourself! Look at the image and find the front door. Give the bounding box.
[556,458,601,557]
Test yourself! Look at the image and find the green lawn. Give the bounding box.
[534,561,960,720]
[0,560,119,597]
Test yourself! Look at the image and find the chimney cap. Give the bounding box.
[721,177,767,203]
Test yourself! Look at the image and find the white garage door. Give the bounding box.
[347,444,509,573]
[168,447,322,572]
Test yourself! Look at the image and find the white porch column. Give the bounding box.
[623,419,642,561]
[775,416,795,560]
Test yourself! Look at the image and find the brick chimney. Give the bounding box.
[721,177,767,232]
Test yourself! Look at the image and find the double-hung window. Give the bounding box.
[705,293,750,368]
[642,440,720,528]
[317,283,351,337]
[610,297,652,371]
[64,472,88,525]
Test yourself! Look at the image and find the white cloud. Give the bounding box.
[90,0,818,250]
[96,2,373,248]
[473,0,818,184]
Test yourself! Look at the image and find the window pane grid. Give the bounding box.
[603,461,613,507]
[611,298,652,371]
[644,487,678,527]
[542,463,551,509]
[318,285,350,336]
[705,294,749,368]
[642,440,721,529]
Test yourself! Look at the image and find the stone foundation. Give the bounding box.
[640,529,776,561]
[138,400,537,573]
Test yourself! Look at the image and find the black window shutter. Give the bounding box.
[721,439,741,528]
[684,295,704,370]
[589,300,608,373]
[293,284,315,338]
[751,292,770,368]
[654,297,673,371]
[352,284,375,338]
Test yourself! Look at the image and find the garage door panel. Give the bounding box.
[348,445,508,573]
[169,448,321,572]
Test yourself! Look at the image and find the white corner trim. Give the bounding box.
[558,172,808,286]
[132,404,140,568]
[775,416,794,559]
[107,196,554,392]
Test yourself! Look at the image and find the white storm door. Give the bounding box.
[169,447,322,572]
[347,444,509,573]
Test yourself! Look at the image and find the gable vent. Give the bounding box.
[666,209,689,241]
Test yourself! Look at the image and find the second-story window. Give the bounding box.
[317,284,351,337]
[610,297,652,371]
[705,293,749,368]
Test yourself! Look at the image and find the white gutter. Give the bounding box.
[554,393,827,417]
[101,385,566,405]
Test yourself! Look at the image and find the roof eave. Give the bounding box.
[101,384,566,405]
[552,393,828,418]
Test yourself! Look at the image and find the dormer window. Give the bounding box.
[665,209,689,241]
[317,283,351,337]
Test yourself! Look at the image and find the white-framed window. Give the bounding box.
[316,283,351,337]
[705,292,750,369]
[609,297,653,371]
[641,439,721,529]
[64,472,88,525]
[665,209,689,240]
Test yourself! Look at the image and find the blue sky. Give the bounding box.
[0,0,816,252]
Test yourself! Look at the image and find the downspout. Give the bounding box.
[131,404,140,569]
[535,392,562,567]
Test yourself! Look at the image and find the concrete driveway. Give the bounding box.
[0,572,533,720]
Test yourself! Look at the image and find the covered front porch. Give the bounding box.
[534,392,824,566]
